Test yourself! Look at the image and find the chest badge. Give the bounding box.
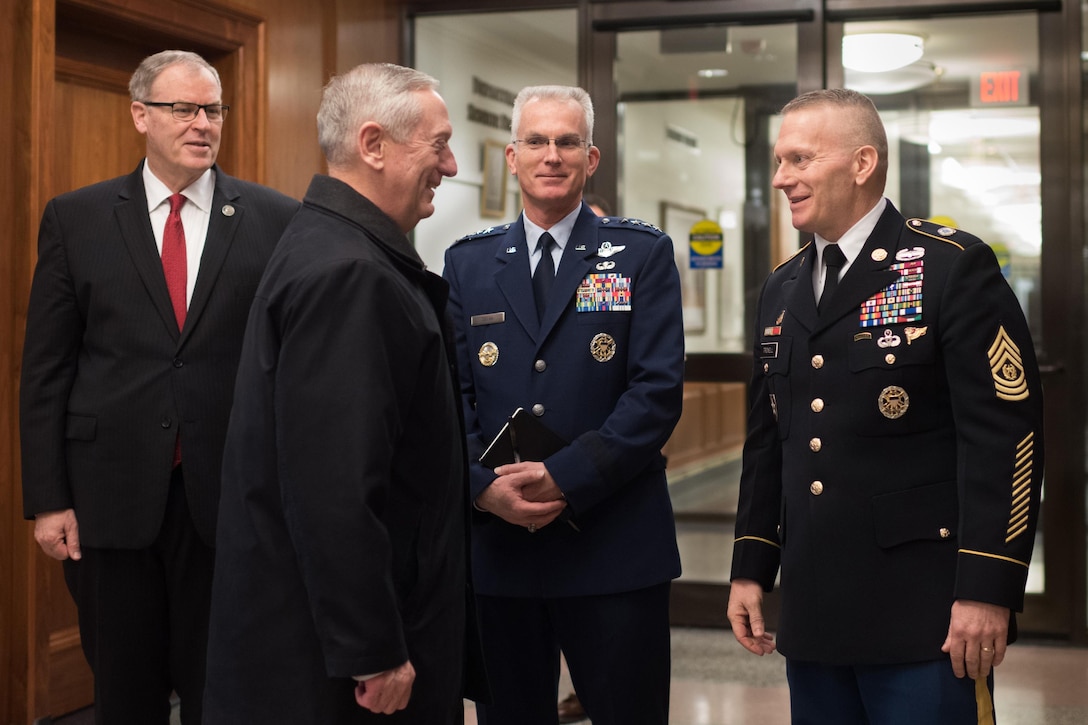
[590,333,616,362]
[478,342,499,367]
[597,241,626,257]
[876,329,902,348]
[878,385,910,419]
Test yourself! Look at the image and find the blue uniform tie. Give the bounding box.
[533,232,556,321]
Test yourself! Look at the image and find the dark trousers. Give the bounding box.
[475,582,671,725]
[786,658,996,725]
[63,467,215,725]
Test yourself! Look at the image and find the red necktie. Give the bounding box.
[163,193,187,467]
[163,193,188,330]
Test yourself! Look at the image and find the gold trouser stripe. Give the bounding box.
[976,675,995,725]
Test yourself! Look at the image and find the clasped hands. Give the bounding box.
[475,461,568,530]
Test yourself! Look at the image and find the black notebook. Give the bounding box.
[479,408,579,531]
[479,407,567,469]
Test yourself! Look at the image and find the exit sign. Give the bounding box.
[971,69,1029,107]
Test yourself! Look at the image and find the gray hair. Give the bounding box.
[782,88,888,177]
[317,63,440,167]
[510,85,594,145]
[129,50,221,101]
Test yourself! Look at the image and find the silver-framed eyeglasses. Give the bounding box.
[515,135,588,153]
[140,101,230,122]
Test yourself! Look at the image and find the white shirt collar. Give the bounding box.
[524,206,581,253]
[814,197,887,266]
[142,163,216,213]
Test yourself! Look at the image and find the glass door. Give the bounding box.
[598,12,806,625]
[594,2,1080,636]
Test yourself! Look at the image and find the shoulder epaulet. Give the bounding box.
[454,223,514,244]
[598,216,665,235]
[904,218,982,250]
[771,240,813,273]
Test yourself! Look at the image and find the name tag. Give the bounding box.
[760,342,779,359]
[470,312,506,326]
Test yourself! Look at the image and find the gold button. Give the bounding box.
[885,353,896,365]
[809,438,822,452]
[810,481,824,496]
[811,398,824,413]
[939,528,951,539]
[764,362,770,373]
[811,355,824,369]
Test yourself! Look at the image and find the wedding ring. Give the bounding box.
[528,523,538,533]
[981,646,994,653]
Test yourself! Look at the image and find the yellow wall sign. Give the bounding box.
[689,219,723,269]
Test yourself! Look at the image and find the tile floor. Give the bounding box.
[53,454,1085,724]
[463,628,1088,724]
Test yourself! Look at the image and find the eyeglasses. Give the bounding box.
[514,135,588,153]
[140,101,230,123]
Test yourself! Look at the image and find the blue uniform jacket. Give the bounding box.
[443,203,685,597]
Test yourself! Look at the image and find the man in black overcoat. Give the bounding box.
[204,62,485,723]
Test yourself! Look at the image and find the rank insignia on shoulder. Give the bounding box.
[617,217,664,234]
[456,224,511,243]
[988,326,1029,401]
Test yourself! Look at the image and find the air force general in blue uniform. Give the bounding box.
[444,89,684,721]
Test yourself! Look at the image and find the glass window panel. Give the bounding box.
[412,9,578,272]
[846,13,1043,594]
[616,24,798,585]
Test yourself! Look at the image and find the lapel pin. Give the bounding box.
[221,204,235,216]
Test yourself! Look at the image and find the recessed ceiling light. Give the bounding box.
[843,33,924,73]
[697,68,728,78]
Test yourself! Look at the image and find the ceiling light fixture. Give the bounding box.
[697,68,728,78]
[842,33,924,73]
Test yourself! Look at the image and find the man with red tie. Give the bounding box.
[20,50,297,724]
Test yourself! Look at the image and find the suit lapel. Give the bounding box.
[783,242,818,333]
[186,171,241,342]
[115,166,181,340]
[494,219,539,337]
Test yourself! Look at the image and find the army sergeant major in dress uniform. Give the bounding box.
[727,88,1044,724]
[443,85,685,725]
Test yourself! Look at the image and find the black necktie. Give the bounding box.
[532,232,556,320]
[818,244,846,314]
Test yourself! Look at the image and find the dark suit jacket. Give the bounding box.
[20,161,299,548]
[730,201,1044,664]
[442,203,685,597]
[204,175,482,723]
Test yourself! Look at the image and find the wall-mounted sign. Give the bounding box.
[469,76,516,130]
[689,219,723,269]
[971,69,1029,107]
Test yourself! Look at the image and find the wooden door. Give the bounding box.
[5,1,266,722]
